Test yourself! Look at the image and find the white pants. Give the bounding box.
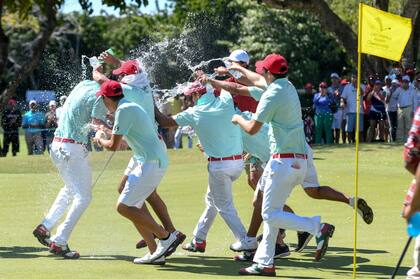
[42,141,92,246]
[302,147,320,188]
[118,161,166,207]
[193,159,247,241]
[254,157,321,266]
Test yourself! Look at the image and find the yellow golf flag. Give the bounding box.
[360,3,412,61]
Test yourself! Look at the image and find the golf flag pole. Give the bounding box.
[352,3,363,278]
[353,3,412,278]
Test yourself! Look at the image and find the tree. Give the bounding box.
[0,0,148,105]
[259,0,420,76]
[230,2,350,87]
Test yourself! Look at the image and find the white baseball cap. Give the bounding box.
[402,75,410,82]
[391,79,399,85]
[59,95,67,101]
[29,100,37,105]
[330,73,340,79]
[228,49,250,65]
[49,100,57,107]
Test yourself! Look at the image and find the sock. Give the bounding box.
[349,197,355,208]
[160,232,170,241]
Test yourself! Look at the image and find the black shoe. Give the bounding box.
[356,198,374,224]
[295,232,313,252]
[33,224,51,247]
[274,244,290,258]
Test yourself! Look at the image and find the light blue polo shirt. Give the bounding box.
[173,90,243,158]
[23,110,45,133]
[55,80,107,144]
[250,79,307,155]
[121,84,155,120]
[239,110,270,162]
[113,99,168,169]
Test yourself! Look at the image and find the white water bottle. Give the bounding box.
[224,60,242,79]
[89,56,101,68]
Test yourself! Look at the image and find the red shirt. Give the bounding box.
[225,77,259,113]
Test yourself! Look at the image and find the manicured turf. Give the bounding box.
[0,142,413,278]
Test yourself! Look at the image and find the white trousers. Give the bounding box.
[193,159,247,241]
[42,141,92,245]
[254,157,321,266]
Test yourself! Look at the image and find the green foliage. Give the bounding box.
[231,2,350,87]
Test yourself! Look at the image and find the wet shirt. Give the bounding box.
[55,80,107,144]
[238,110,270,162]
[113,98,168,168]
[251,79,307,155]
[173,90,243,158]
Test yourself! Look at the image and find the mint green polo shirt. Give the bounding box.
[173,90,243,158]
[251,79,307,155]
[55,80,107,144]
[239,110,270,162]
[113,99,168,168]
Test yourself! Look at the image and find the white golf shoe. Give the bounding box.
[230,237,258,252]
[133,253,165,265]
[149,231,182,261]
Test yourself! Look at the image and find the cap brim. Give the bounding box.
[255,61,265,75]
[112,68,124,75]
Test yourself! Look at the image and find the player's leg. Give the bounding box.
[117,162,183,263]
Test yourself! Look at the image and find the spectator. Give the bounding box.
[44,100,58,152]
[414,74,420,108]
[366,80,386,142]
[313,81,333,144]
[174,125,194,149]
[22,100,45,155]
[301,83,315,143]
[328,73,344,144]
[385,78,400,142]
[1,99,22,156]
[341,74,364,143]
[396,75,417,142]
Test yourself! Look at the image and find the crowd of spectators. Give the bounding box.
[300,68,420,145]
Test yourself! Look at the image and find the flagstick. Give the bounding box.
[352,3,363,279]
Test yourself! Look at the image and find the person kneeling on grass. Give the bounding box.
[93,80,184,265]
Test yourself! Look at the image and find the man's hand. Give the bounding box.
[214,66,229,77]
[228,61,244,72]
[231,114,240,125]
[99,51,121,66]
[198,75,209,84]
[93,130,106,145]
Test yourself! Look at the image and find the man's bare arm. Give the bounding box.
[154,105,178,128]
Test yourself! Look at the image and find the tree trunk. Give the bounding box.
[0,0,9,82]
[0,1,57,103]
[401,0,420,67]
[260,0,376,74]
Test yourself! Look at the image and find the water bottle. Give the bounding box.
[224,60,242,79]
[89,56,101,67]
[407,212,420,237]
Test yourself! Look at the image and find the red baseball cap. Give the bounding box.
[183,81,207,96]
[255,54,288,75]
[7,99,17,106]
[96,80,123,97]
[112,60,140,75]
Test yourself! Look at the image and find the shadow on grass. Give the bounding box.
[0,246,49,259]
[78,255,134,262]
[157,245,404,278]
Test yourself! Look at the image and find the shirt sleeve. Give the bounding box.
[248,86,265,101]
[253,92,277,123]
[173,107,194,126]
[219,89,233,104]
[113,107,132,135]
[91,96,108,121]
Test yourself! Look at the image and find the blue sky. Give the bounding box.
[61,0,170,16]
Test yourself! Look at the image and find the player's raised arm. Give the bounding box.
[154,105,178,128]
[199,75,250,96]
[228,63,267,89]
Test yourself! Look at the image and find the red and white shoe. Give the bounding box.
[33,224,51,247]
[182,238,206,253]
[239,263,276,276]
[49,242,80,259]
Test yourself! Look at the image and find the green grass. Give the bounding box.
[0,141,414,278]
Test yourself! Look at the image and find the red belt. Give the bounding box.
[208,154,243,162]
[53,137,83,145]
[272,153,307,159]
